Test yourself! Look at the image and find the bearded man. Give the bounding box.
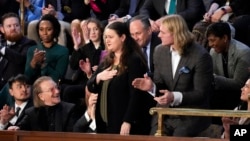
[0,13,36,89]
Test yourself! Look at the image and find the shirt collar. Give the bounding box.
[15,101,28,111]
[6,41,16,46]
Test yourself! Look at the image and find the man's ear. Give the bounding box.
[223,35,229,42]
[9,89,14,97]
[0,25,4,34]
[121,34,126,42]
[38,93,44,101]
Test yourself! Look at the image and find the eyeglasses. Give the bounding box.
[40,85,59,93]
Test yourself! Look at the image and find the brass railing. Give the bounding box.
[150,95,250,136]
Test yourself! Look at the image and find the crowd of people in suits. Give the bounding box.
[0,0,250,139]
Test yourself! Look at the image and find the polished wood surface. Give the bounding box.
[0,131,227,141]
[0,130,16,141]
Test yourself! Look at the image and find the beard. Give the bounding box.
[4,32,23,42]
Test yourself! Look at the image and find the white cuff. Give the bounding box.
[126,15,132,19]
[89,119,96,131]
[148,83,156,97]
[170,91,183,106]
[84,111,91,122]
[0,122,8,130]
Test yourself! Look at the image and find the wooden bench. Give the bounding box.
[0,130,227,141]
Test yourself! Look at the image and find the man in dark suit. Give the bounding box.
[0,74,33,130]
[0,13,36,90]
[139,0,205,31]
[129,15,161,75]
[132,15,213,137]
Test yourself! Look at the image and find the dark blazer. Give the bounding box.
[87,51,154,135]
[139,0,205,29]
[4,100,33,129]
[114,0,146,17]
[151,42,213,136]
[17,102,77,132]
[0,37,36,89]
[148,32,161,74]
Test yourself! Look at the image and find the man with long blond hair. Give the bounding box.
[132,15,213,137]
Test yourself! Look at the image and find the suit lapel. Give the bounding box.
[0,37,26,74]
[214,53,224,75]
[172,56,188,89]
[149,33,161,72]
[0,58,8,73]
[157,0,167,15]
[55,104,63,131]
[15,100,33,125]
[227,41,235,77]
[165,47,174,89]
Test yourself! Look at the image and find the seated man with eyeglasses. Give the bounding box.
[0,74,33,130]
[7,76,78,132]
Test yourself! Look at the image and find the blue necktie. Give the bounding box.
[129,0,137,15]
[168,0,176,14]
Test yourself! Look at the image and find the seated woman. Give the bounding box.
[7,76,77,131]
[221,78,250,139]
[25,14,69,84]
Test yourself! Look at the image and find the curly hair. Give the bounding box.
[36,14,61,43]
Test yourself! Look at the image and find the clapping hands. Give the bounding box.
[0,105,15,125]
[30,49,46,68]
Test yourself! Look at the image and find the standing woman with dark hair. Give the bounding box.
[86,21,153,135]
[25,14,69,84]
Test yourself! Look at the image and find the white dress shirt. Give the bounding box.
[0,102,27,130]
